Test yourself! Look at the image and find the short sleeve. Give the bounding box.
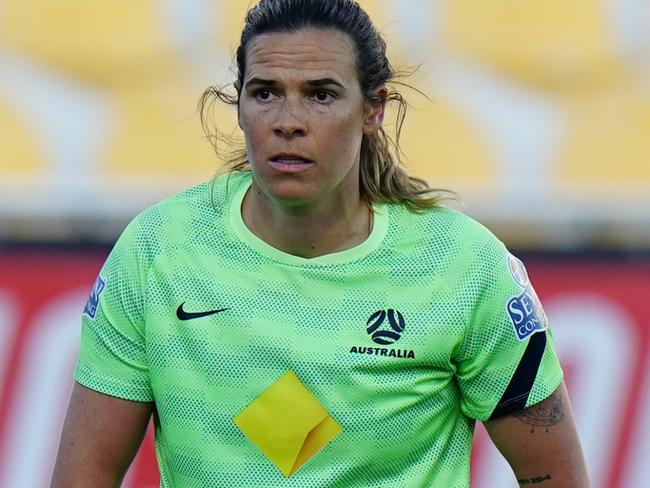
[454,235,563,421]
[74,219,154,402]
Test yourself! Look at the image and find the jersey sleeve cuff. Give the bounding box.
[74,363,154,402]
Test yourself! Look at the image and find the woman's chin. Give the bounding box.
[255,180,320,206]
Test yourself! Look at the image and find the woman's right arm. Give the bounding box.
[51,382,154,488]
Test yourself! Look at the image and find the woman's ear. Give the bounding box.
[362,85,387,135]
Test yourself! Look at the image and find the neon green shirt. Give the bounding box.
[75,172,563,487]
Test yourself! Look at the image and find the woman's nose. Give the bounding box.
[272,98,307,138]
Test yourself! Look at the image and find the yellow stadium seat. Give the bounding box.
[0,0,180,86]
[0,99,43,172]
[397,95,494,189]
[442,0,630,91]
[556,83,650,191]
[211,1,248,52]
[103,78,234,180]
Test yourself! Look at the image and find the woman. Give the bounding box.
[52,1,589,486]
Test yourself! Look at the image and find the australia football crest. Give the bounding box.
[366,309,405,345]
[349,308,416,359]
[83,275,106,320]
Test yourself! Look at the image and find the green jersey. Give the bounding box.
[76,172,563,487]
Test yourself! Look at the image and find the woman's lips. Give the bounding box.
[267,158,314,173]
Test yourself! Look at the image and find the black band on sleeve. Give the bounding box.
[488,331,547,420]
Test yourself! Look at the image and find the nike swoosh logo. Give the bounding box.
[176,302,229,321]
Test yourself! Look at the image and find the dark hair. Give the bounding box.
[200,0,450,211]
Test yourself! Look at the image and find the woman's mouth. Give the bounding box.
[268,154,314,173]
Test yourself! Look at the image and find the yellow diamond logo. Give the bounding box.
[234,370,343,477]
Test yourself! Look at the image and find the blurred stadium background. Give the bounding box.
[0,1,648,486]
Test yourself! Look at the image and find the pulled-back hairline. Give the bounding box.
[239,26,364,92]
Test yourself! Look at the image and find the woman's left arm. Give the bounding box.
[483,381,590,487]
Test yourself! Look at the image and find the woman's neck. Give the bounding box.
[241,185,373,259]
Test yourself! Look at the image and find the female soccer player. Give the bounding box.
[52,1,589,486]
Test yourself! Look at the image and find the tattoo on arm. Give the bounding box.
[517,474,552,485]
[513,391,564,433]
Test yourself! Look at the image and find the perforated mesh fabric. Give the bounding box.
[75,172,563,487]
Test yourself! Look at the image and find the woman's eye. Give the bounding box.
[256,89,274,101]
[314,91,334,103]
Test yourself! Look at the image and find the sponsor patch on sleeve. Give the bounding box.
[83,275,106,320]
[505,254,548,341]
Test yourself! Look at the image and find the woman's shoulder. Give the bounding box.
[132,172,249,229]
[380,205,511,298]
[390,204,501,246]
[383,203,509,275]
[113,172,250,256]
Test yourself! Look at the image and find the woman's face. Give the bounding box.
[238,28,384,208]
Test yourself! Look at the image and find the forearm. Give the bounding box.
[484,382,590,487]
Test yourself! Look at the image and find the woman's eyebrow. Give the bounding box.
[244,77,345,90]
[245,77,277,89]
[306,78,344,88]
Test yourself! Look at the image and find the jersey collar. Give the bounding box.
[229,173,388,266]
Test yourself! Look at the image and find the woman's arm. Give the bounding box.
[51,382,153,488]
[483,381,590,487]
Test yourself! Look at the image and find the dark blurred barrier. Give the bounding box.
[0,250,648,487]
